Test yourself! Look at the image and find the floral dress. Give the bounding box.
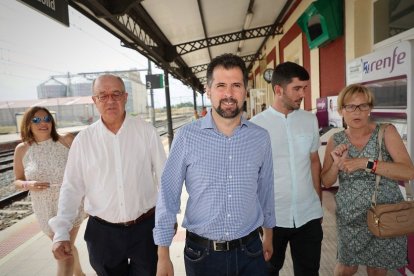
[333,124,407,269]
[23,139,86,236]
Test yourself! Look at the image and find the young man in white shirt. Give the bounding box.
[250,62,323,276]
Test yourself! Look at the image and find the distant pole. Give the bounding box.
[66,72,71,97]
[164,69,173,148]
[201,93,205,107]
[148,59,155,126]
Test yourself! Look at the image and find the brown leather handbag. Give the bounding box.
[367,124,414,238]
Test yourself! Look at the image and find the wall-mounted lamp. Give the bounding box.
[243,12,253,30]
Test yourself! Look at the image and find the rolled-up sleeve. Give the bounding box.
[257,133,276,228]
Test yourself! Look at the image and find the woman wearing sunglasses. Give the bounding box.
[13,106,86,276]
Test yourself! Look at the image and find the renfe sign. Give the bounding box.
[18,0,69,27]
[363,47,406,74]
[347,41,411,85]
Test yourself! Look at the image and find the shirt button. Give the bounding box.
[226,232,229,236]
[229,155,232,160]
[229,175,232,179]
[228,194,232,198]
[227,214,231,217]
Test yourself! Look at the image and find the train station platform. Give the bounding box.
[0,126,89,146]
[0,190,342,276]
[0,187,383,276]
[0,132,400,276]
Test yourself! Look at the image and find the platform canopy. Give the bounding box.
[69,0,299,93]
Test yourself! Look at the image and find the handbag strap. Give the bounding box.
[371,124,386,206]
[371,124,414,206]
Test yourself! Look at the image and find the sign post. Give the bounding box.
[145,72,164,126]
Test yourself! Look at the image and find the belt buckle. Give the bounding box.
[122,220,135,226]
[213,241,229,251]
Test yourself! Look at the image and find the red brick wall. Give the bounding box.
[279,23,345,110]
[279,24,313,110]
[319,36,346,98]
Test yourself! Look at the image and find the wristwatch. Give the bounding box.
[365,158,375,172]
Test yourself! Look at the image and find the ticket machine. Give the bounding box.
[346,40,414,274]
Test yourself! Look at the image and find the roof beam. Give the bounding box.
[197,0,212,61]
[78,0,143,17]
[247,0,297,71]
[69,0,204,92]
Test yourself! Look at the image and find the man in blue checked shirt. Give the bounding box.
[154,53,276,276]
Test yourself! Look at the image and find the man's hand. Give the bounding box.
[261,228,273,261]
[156,246,174,276]
[52,241,73,260]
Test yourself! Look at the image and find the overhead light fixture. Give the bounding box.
[238,40,245,49]
[236,47,241,56]
[169,61,180,68]
[238,11,253,54]
[243,12,253,30]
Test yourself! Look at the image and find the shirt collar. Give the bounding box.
[98,113,128,135]
[268,106,298,118]
[200,109,249,130]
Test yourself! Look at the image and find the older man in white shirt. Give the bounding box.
[50,74,166,276]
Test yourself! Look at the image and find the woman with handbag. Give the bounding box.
[320,84,414,276]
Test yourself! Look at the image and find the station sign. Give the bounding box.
[18,0,69,27]
[146,74,164,89]
[347,41,410,84]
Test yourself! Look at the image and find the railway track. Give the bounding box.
[0,147,32,230]
[0,151,14,173]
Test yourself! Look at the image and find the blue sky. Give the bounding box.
[0,0,208,108]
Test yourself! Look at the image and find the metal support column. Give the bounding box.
[148,59,155,126]
[164,69,173,148]
[192,89,197,114]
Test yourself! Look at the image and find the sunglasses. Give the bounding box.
[31,115,52,124]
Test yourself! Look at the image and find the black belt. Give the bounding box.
[92,207,155,227]
[186,229,259,252]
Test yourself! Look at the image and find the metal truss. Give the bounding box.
[175,25,282,55]
[68,0,289,93]
[117,14,158,49]
[190,54,258,74]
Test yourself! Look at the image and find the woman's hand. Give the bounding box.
[330,144,348,170]
[339,158,366,174]
[23,181,50,191]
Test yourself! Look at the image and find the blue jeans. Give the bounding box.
[184,234,267,276]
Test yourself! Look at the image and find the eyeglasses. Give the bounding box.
[343,103,371,112]
[31,115,52,124]
[94,91,125,102]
